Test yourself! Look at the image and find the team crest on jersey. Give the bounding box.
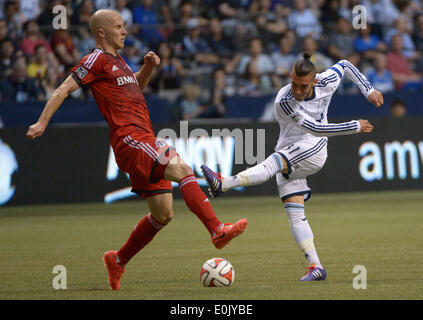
[155,138,166,149]
[290,111,303,123]
[75,66,88,79]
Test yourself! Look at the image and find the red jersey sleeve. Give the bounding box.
[71,48,104,87]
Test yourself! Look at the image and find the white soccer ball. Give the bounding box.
[200,258,235,287]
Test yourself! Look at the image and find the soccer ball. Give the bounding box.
[200,258,235,287]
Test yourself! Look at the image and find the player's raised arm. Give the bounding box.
[336,60,384,107]
[278,98,373,136]
[26,75,80,140]
[134,51,160,91]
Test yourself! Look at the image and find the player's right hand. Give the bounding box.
[26,122,46,140]
[358,119,374,133]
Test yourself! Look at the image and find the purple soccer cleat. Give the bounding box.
[200,165,224,198]
[300,264,327,281]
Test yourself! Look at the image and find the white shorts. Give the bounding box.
[276,137,328,201]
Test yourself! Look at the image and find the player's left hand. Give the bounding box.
[143,51,160,69]
[367,90,384,108]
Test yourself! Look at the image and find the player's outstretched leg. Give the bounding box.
[200,164,223,198]
[201,152,287,198]
[166,156,248,249]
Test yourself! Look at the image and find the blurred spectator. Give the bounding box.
[237,37,279,89]
[180,18,219,65]
[209,67,228,116]
[20,20,51,55]
[41,68,60,100]
[362,0,399,31]
[320,0,341,31]
[366,52,394,93]
[27,44,48,81]
[354,24,387,60]
[205,18,235,59]
[287,0,322,40]
[179,83,216,120]
[412,13,423,52]
[300,35,332,73]
[0,18,9,42]
[75,25,97,56]
[271,34,296,81]
[214,0,253,20]
[0,38,15,78]
[20,19,60,70]
[72,0,94,27]
[387,34,422,90]
[120,38,142,73]
[150,42,186,91]
[94,0,115,10]
[51,19,81,67]
[132,0,164,48]
[112,0,133,28]
[328,17,355,61]
[390,98,407,118]
[249,0,287,43]
[20,0,41,22]
[0,56,45,102]
[146,0,174,32]
[238,60,274,96]
[384,16,418,60]
[3,0,24,40]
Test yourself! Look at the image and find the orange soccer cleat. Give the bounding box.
[212,219,248,249]
[103,250,125,290]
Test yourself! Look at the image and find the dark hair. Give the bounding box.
[293,52,316,77]
[390,98,406,109]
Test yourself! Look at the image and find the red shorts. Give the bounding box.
[112,132,178,199]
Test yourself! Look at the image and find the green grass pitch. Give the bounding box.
[0,190,422,300]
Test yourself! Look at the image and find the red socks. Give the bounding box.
[179,175,222,234]
[117,213,167,265]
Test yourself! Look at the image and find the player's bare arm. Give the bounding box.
[135,51,160,91]
[26,75,80,140]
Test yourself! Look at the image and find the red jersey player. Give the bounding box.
[26,10,247,291]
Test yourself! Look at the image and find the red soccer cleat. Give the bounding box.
[103,250,125,290]
[212,219,248,249]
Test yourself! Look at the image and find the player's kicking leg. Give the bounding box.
[201,151,288,198]
[165,155,247,249]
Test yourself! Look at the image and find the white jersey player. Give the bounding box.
[201,53,384,281]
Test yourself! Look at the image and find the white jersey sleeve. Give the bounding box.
[277,94,361,137]
[331,60,375,98]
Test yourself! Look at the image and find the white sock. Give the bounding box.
[222,152,284,191]
[284,202,322,267]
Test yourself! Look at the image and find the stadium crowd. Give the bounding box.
[0,0,422,120]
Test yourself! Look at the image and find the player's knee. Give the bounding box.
[153,209,174,224]
[179,164,194,178]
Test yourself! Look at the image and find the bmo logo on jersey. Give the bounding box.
[116,75,139,86]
